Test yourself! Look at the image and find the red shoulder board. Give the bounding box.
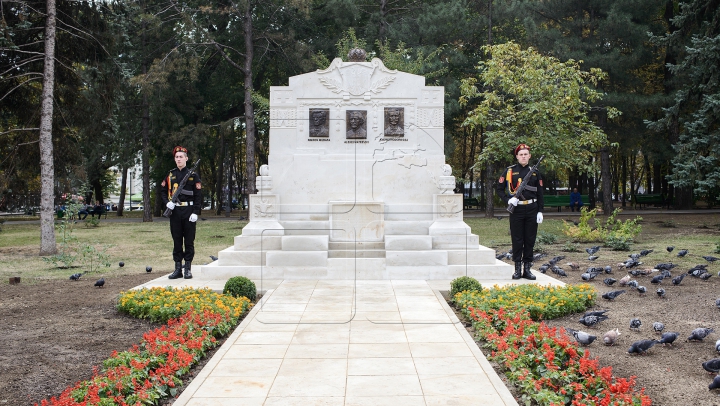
[196,182,202,190]
[498,176,505,183]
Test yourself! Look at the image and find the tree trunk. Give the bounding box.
[601,147,613,214]
[117,166,127,216]
[243,1,257,198]
[141,73,152,222]
[485,162,494,217]
[621,156,627,207]
[39,0,57,256]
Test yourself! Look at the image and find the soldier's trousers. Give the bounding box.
[509,202,538,263]
[170,208,196,262]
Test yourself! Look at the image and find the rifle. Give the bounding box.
[507,155,544,214]
[163,159,201,218]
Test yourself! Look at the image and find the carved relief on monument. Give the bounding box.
[308,108,330,137]
[346,110,367,139]
[249,195,278,221]
[270,108,297,128]
[384,107,404,137]
[417,108,444,128]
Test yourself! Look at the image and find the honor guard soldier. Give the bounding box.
[496,143,544,280]
[161,146,202,279]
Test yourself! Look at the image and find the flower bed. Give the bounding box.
[37,287,253,406]
[454,285,652,406]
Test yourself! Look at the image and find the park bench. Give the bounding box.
[544,194,590,212]
[89,206,108,219]
[463,197,480,210]
[632,194,666,209]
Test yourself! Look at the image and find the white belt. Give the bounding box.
[175,201,194,206]
[518,199,536,205]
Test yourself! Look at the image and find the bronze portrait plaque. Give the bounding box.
[346,110,367,139]
[384,107,404,137]
[309,108,330,137]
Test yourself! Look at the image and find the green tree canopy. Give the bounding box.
[460,42,620,174]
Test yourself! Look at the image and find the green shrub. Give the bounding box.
[450,276,482,299]
[604,234,633,251]
[536,231,558,245]
[223,276,257,301]
[562,208,642,244]
[562,241,580,252]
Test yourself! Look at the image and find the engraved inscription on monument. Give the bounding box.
[308,108,330,137]
[384,107,404,137]
[346,110,367,139]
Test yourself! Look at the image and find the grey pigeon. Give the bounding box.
[659,269,673,279]
[603,328,621,346]
[690,268,706,278]
[604,265,613,274]
[602,290,626,301]
[588,255,599,261]
[618,275,632,286]
[659,332,680,346]
[118,261,124,267]
[579,314,609,328]
[709,375,720,390]
[583,310,609,318]
[533,253,546,261]
[586,247,599,255]
[703,358,720,374]
[715,298,720,309]
[652,322,665,334]
[538,264,549,274]
[628,339,658,355]
[548,256,565,265]
[715,339,720,353]
[689,328,715,342]
[671,274,686,285]
[94,278,105,288]
[650,275,664,284]
[630,318,642,330]
[656,288,665,298]
[210,255,218,261]
[69,273,82,281]
[700,272,713,281]
[629,253,641,260]
[628,280,639,289]
[636,285,647,295]
[677,249,689,257]
[567,328,597,346]
[656,262,676,271]
[704,255,720,262]
[495,252,506,260]
[640,249,654,256]
[603,278,617,286]
[666,246,674,253]
[551,267,568,277]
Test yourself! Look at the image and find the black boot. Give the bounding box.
[169,261,183,279]
[183,261,193,279]
[522,262,536,280]
[512,262,522,279]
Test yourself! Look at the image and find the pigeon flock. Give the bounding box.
[495,242,720,390]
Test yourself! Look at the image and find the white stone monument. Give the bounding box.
[201,51,513,280]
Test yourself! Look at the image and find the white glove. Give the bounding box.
[508,197,519,206]
[537,212,544,224]
[189,213,198,222]
[166,202,176,210]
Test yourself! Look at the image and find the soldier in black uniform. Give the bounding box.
[161,146,202,279]
[496,143,544,280]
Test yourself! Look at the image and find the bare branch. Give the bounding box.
[0,56,44,76]
[0,77,41,102]
[0,128,39,136]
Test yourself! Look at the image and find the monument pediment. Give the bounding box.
[317,58,398,96]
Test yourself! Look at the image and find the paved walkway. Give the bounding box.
[133,274,564,406]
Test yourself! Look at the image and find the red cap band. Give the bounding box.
[514,143,530,155]
[173,146,188,156]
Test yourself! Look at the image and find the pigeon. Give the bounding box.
[567,328,597,346]
[145,266,152,273]
[700,272,713,281]
[659,332,680,346]
[551,267,568,277]
[628,339,658,355]
[640,249,654,256]
[69,273,83,281]
[623,258,642,269]
[690,268,706,278]
[715,298,720,309]
[636,285,647,295]
[495,252,506,260]
[677,249,689,257]
[716,339,720,353]
[586,247,600,256]
[548,256,566,265]
[704,256,720,262]
[588,255,599,261]
[666,246,674,253]
[604,265,613,274]
[656,262,676,271]
[581,272,598,281]
[94,278,105,288]
[656,288,665,298]
[603,278,617,286]
[118,261,124,267]
[583,310,609,318]
[602,290,626,301]
[630,318,642,330]
[652,322,665,334]
[709,375,720,390]
[538,264,549,274]
[650,275,664,284]
[603,328,621,346]
[628,280,639,289]
[659,269,673,279]
[688,328,715,342]
[629,269,651,277]
[629,253,641,260]
[533,253,546,261]
[579,314,609,328]
[618,275,632,286]
[209,255,218,261]
[702,358,720,374]
[671,274,686,285]
[566,262,580,271]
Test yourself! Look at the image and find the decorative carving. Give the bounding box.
[270,108,296,128]
[347,48,367,62]
[417,108,443,127]
[439,197,459,218]
[346,110,367,139]
[254,197,274,218]
[442,164,452,176]
[317,58,397,96]
[309,108,330,137]
[384,107,404,137]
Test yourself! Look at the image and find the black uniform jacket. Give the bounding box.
[496,163,544,212]
[160,167,202,215]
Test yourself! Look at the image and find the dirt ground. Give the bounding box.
[4,213,720,405]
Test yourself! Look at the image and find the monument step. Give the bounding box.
[234,235,282,251]
[279,221,331,235]
[218,248,266,266]
[385,250,448,266]
[265,251,328,267]
[384,235,432,250]
[384,220,432,235]
[447,249,496,265]
[328,241,385,250]
[328,249,385,258]
[281,235,329,251]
